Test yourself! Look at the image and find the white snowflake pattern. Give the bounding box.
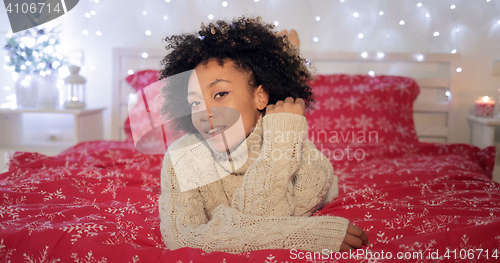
[322,96,342,111]
[40,189,66,201]
[393,123,410,138]
[413,215,459,234]
[363,94,381,111]
[333,115,353,132]
[332,85,350,94]
[71,250,107,263]
[61,223,107,244]
[372,82,392,92]
[103,217,143,248]
[101,178,128,199]
[354,114,374,131]
[382,97,398,115]
[313,85,331,96]
[353,83,371,94]
[312,116,333,131]
[23,246,60,263]
[106,199,140,217]
[0,239,15,262]
[343,95,362,111]
[1,194,26,219]
[141,172,160,191]
[399,103,413,121]
[376,117,392,133]
[395,82,413,96]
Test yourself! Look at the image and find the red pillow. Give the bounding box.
[124,70,160,141]
[305,74,420,144]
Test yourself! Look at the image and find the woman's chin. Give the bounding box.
[207,135,230,153]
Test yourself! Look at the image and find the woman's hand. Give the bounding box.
[340,224,369,251]
[266,97,305,116]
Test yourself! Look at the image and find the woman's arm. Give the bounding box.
[159,153,350,253]
[231,112,336,217]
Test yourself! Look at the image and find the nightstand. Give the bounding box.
[467,115,500,148]
[468,115,500,183]
[0,107,105,154]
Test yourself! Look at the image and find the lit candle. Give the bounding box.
[475,96,495,117]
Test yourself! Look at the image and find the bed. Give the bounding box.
[1,48,499,263]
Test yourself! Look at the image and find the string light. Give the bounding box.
[451,49,457,54]
[163,15,168,20]
[222,1,228,7]
[353,12,359,18]
[142,52,149,58]
[377,52,385,59]
[368,71,375,76]
[273,21,279,26]
[433,31,440,37]
[315,16,321,21]
[254,0,259,2]
[128,69,134,75]
[90,10,96,15]
[313,37,319,42]
[142,11,147,16]
[417,3,422,7]
[85,13,91,18]
[361,52,368,58]
[83,30,89,35]
[358,33,364,39]
[425,13,430,18]
[94,0,99,3]
[89,66,96,71]
[165,0,171,2]
[456,67,462,72]
[208,14,214,20]
[399,20,405,25]
[379,11,384,16]
[96,31,102,36]
[450,5,456,10]
[145,30,151,36]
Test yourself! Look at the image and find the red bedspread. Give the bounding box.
[1,140,499,262]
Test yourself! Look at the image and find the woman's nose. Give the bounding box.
[200,109,212,122]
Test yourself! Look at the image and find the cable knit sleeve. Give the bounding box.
[231,113,339,217]
[159,113,349,254]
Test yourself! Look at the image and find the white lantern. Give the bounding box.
[63,65,86,109]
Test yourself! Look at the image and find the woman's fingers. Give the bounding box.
[346,224,370,247]
[340,242,355,251]
[343,233,363,249]
[284,97,294,103]
[265,97,306,115]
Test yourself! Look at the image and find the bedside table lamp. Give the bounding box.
[63,65,86,109]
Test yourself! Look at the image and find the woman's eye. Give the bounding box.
[189,101,201,108]
[214,92,228,99]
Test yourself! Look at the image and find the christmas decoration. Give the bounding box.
[4,26,65,74]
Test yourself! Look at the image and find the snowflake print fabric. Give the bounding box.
[306,74,420,144]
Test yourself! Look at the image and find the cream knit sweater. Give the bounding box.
[159,112,349,254]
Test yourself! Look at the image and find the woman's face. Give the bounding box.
[187,59,267,152]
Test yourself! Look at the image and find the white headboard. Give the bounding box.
[112,48,459,143]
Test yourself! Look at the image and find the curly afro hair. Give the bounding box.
[159,16,315,134]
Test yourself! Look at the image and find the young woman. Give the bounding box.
[158,16,368,254]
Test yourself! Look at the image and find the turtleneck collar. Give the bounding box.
[211,114,264,175]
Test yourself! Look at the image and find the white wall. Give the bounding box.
[1,0,499,144]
